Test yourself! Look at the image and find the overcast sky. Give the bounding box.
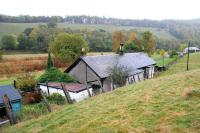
[0,0,200,20]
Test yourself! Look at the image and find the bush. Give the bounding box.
[108,65,130,88]
[38,67,74,83]
[169,50,178,58]
[16,102,47,121]
[47,93,65,105]
[16,73,37,92]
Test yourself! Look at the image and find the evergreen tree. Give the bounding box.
[47,52,53,69]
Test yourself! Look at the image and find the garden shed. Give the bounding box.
[65,53,156,92]
[0,85,22,124]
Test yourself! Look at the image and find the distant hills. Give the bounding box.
[1,14,200,48]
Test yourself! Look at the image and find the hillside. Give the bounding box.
[161,53,200,76]
[0,23,177,40]
[3,68,200,132]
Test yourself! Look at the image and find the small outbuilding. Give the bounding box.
[0,85,22,124]
[65,53,156,92]
[183,47,200,53]
[39,82,92,102]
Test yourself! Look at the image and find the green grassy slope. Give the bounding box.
[3,68,200,133]
[161,53,200,76]
[0,23,177,40]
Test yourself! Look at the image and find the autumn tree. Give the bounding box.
[128,32,137,44]
[112,31,125,52]
[142,31,155,55]
[49,33,89,62]
[160,49,166,67]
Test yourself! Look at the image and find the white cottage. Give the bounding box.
[65,53,156,92]
[183,47,200,53]
[39,82,92,102]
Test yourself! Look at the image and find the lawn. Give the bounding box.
[2,68,200,132]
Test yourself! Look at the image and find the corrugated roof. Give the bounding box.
[41,82,87,93]
[80,53,155,78]
[0,85,22,105]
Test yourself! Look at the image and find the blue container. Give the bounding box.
[11,101,21,114]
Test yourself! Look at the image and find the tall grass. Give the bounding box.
[0,56,68,76]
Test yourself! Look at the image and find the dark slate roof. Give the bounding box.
[66,53,156,78]
[0,85,22,105]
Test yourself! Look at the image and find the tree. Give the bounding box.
[49,33,89,62]
[23,28,33,36]
[124,42,140,53]
[108,65,130,89]
[112,31,125,52]
[128,32,137,44]
[1,34,17,50]
[48,20,57,28]
[47,52,53,69]
[160,49,166,67]
[142,31,155,55]
[17,33,35,50]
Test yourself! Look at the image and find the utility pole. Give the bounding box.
[187,41,190,71]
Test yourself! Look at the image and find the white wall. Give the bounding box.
[40,85,92,102]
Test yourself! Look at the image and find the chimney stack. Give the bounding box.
[81,48,86,56]
[13,80,16,88]
[119,43,124,55]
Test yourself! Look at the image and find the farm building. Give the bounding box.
[0,85,22,124]
[39,82,92,102]
[65,53,156,92]
[183,47,200,53]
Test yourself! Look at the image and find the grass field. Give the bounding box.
[161,53,200,76]
[151,53,177,67]
[0,23,178,40]
[3,68,200,132]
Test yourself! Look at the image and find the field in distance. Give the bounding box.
[0,23,177,40]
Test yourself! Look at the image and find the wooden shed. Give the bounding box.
[0,85,22,124]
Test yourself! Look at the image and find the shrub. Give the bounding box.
[16,73,37,92]
[16,102,47,121]
[108,65,130,88]
[38,67,74,83]
[47,93,65,105]
[169,50,178,58]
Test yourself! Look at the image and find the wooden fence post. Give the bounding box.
[61,83,73,104]
[46,82,50,96]
[85,82,92,97]
[97,80,104,93]
[3,94,16,125]
[37,86,51,112]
